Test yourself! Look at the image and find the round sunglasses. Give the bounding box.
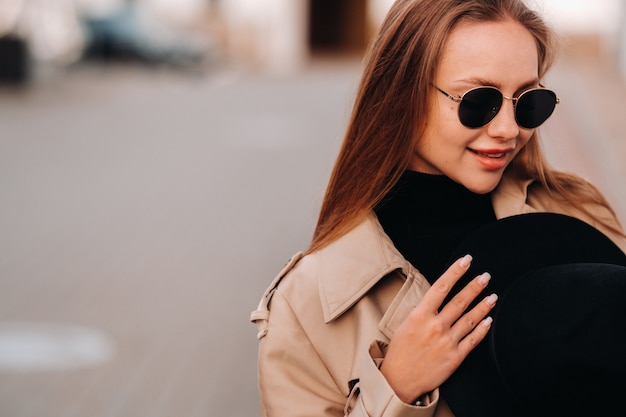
[434,85,560,129]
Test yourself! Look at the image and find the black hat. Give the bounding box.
[439,213,626,417]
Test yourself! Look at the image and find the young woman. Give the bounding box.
[251,1,626,416]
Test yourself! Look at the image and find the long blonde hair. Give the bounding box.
[309,0,620,253]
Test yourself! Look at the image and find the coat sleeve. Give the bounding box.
[347,341,439,417]
[253,290,439,417]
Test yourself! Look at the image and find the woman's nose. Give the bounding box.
[487,98,520,140]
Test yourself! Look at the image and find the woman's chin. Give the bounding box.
[458,174,503,194]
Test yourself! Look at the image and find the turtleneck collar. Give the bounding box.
[377,170,490,218]
[375,170,497,282]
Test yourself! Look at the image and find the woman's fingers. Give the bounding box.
[457,314,494,355]
[423,254,498,341]
[420,254,474,311]
[437,271,493,324]
[450,292,497,342]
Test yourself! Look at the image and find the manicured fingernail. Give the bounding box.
[459,254,472,268]
[482,316,493,327]
[485,293,498,306]
[477,272,491,285]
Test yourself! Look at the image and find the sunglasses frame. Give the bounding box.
[434,84,560,129]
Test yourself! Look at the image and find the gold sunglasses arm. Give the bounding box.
[434,85,463,102]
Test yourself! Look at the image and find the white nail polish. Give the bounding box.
[482,316,493,327]
[485,293,498,306]
[478,272,491,285]
[460,254,472,268]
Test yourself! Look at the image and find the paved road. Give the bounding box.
[0,59,360,417]
[0,51,624,417]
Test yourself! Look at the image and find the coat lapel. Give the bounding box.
[314,214,412,323]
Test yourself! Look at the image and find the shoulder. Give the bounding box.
[494,170,626,252]
[526,178,626,252]
[250,252,317,339]
[251,214,413,336]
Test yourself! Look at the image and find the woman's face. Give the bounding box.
[410,18,540,194]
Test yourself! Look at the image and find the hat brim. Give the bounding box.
[439,213,626,417]
[493,262,626,416]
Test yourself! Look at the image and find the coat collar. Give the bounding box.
[313,171,536,323]
[313,214,412,323]
[491,171,536,218]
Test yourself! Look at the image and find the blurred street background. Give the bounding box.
[0,1,625,416]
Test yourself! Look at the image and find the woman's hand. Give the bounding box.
[380,254,497,404]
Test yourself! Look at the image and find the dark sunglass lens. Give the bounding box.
[458,88,503,128]
[515,89,558,129]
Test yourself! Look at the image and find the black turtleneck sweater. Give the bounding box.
[375,171,497,284]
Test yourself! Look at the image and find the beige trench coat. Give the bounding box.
[251,173,626,417]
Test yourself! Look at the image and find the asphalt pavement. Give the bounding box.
[0,47,624,417]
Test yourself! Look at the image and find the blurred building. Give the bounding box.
[216,0,626,77]
[2,0,626,80]
[216,0,393,74]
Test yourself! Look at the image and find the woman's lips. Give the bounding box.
[468,148,512,170]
